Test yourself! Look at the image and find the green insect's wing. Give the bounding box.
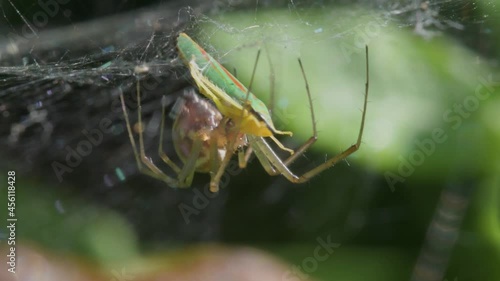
[177,33,277,131]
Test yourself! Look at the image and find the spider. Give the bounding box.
[119,35,369,192]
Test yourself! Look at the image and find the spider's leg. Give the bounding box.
[266,57,319,175]
[158,95,181,174]
[120,82,180,187]
[249,46,369,183]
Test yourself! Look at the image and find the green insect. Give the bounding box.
[176,33,292,138]
[120,33,369,192]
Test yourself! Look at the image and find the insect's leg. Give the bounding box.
[158,96,181,174]
[249,143,278,174]
[240,48,261,117]
[251,46,369,183]
[248,136,296,181]
[120,81,180,187]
